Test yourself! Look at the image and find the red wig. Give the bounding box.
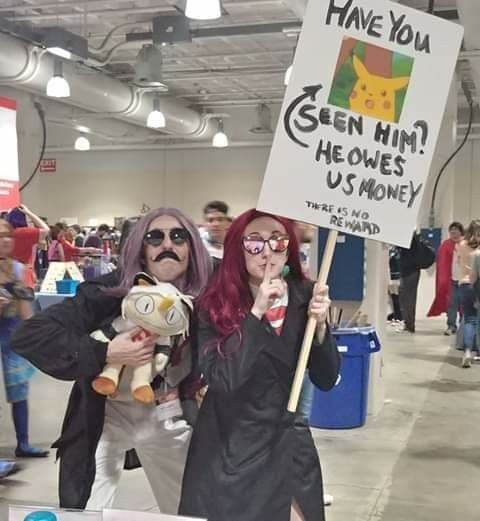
[199,209,305,342]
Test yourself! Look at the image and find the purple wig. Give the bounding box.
[115,208,213,297]
[6,208,27,229]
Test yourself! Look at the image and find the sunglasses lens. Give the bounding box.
[269,236,289,253]
[170,228,189,244]
[144,229,165,246]
[242,238,265,255]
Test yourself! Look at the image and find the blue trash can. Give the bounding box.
[310,326,380,429]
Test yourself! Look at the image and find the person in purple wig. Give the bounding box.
[10,208,213,513]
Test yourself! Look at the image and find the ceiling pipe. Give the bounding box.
[457,0,480,101]
[45,140,273,153]
[0,31,215,138]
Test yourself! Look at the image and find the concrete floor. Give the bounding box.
[1,316,478,521]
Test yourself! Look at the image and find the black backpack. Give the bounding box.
[415,237,436,269]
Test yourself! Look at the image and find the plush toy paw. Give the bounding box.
[92,376,118,396]
[132,385,155,404]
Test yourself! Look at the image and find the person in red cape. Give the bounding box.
[427,222,464,335]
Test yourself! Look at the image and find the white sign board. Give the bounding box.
[40,262,84,293]
[103,509,205,521]
[257,0,463,247]
[0,97,20,210]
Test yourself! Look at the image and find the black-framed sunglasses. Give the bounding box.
[242,234,290,255]
[143,228,190,247]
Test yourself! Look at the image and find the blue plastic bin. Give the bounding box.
[310,326,380,429]
[55,279,80,295]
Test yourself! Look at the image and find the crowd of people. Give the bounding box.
[0,201,335,521]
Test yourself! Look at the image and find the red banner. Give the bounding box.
[0,96,20,210]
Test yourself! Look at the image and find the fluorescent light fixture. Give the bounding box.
[284,64,293,86]
[186,0,221,20]
[74,134,90,151]
[147,96,166,129]
[46,59,70,98]
[43,27,88,61]
[47,46,72,60]
[212,119,229,148]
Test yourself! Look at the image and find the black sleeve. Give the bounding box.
[307,328,341,391]
[198,312,274,394]
[299,278,341,391]
[10,272,122,381]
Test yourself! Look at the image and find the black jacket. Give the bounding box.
[178,278,341,521]
[10,272,200,508]
[399,234,421,278]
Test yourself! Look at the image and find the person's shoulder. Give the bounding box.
[77,271,121,298]
[14,226,39,239]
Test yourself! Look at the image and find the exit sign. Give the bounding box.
[40,158,56,172]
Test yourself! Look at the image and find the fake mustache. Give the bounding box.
[152,251,181,262]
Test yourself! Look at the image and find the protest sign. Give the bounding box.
[0,97,20,210]
[257,0,464,248]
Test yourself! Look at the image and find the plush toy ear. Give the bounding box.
[134,272,156,287]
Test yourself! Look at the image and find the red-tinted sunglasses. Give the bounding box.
[242,234,290,255]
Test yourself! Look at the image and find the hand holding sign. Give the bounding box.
[308,283,331,326]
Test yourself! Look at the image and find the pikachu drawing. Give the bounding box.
[349,55,410,123]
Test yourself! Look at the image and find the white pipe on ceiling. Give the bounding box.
[0,32,215,138]
[45,140,273,153]
[457,0,480,100]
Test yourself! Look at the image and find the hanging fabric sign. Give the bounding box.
[0,96,20,210]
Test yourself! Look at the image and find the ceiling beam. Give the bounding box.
[3,0,287,21]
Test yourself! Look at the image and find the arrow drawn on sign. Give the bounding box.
[283,84,323,148]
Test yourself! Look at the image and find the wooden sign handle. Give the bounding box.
[287,229,338,413]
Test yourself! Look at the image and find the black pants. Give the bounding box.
[399,270,420,332]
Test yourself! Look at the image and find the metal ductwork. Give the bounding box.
[0,31,215,138]
[283,0,308,19]
[457,0,480,98]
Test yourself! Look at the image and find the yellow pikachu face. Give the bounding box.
[349,55,409,123]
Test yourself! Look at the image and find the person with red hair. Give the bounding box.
[179,209,340,521]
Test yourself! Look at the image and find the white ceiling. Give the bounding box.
[0,0,468,108]
[0,0,477,146]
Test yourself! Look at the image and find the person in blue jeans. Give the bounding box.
[457,220,480,368]
[0,219,48,458]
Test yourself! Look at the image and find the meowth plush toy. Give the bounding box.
[91,272,193,404]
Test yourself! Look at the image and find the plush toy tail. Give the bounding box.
[92,364,122,396]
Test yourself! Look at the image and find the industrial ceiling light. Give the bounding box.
[43,27,88,61]
[147,96,166,129]
[46,59,70,98]
[212,119,229,148]
[74,133,90,151]
[186,0,222,21]
[47,47,72,60]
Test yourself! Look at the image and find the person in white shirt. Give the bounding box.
[202,200,230,260]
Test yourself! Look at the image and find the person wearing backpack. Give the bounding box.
[397,232,435,333]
